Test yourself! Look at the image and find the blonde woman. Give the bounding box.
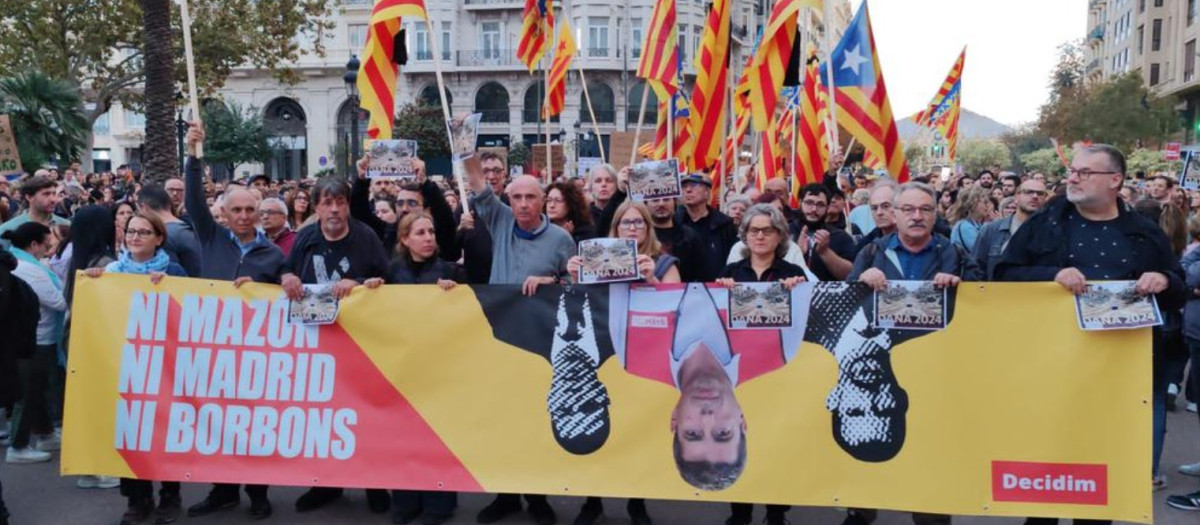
[567,200,681,285]
[948,186,995,256]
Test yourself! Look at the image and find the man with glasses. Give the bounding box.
[135,184,203,277]
[795,183,856,281]
[352,156,460,261]
[678,173,739,282]
[164,177,186,218]
[853,180,899,254]
[258,197,295,256]
[996,144,1184,525]
[481,150,510,205]
[974,179,1047,280]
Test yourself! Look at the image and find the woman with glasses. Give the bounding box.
[286,187,313,229]
[82,211,187,525]
[567,200,681,286]
[545,180,596,244]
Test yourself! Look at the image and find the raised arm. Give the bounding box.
[183,122,218,243]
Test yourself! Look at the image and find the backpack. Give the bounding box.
[8,274,41,359]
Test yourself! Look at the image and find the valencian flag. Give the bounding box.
[792,51,830,207]
[912,47,965,161]
[746,0,822,132]
[517,0,555,73]
[688,0,731,172]
[357,0,429,139]
[821,1,909,181]
[543,19,576,118]
[635,0,679,101]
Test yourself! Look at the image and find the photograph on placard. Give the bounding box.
[628,158,681,201]
[727,282,794,330]
[1075,281,1164,331]
[874,280,946,330]
[1182,151,1200,191]
[367,139,419,181]
[288,284,340,325]
[451,113,482,160]
[577,238,639,284]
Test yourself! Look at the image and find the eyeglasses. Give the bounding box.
[619,218,647,229]
[125,228,156,238]
[258,209,284,217]
[1067,168,1120,179]
[896,205,936,216]
[1018,189,1047,197]
[482,167,505,175]
[868,202,893,212]
[747,226,779,237]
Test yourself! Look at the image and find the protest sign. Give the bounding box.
[0,115,22,179]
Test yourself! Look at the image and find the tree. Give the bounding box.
[508,140,531,170]
[0,71,88,170]
[393,104,451,161]
[201,100,270,176]
[999,123,1051,172]
[141,0,174,183]
[956,139,1011,174]
[1126,147,1182,176]
[0,0,336,170]
[1018,148,1068,177]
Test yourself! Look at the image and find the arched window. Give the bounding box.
[627,81,658,126]
[263,98,307,180]
[419,84,453,109]
[522,83,561,123]
[474,82,510,123]
[579,81,615,123]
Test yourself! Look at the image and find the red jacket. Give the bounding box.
[271,228,296,257]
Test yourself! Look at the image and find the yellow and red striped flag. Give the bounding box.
[635,0,679,101]
[746,0,823,132]
[756,122,783,191]
[543,19,576,118]
[517,0,555,73]
[640,98,694,162]
[688,0,730,172]
[357,0,429,140]
[792,52,829,207]
[913,47,965,162]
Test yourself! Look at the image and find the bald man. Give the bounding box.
[466,157,574,293]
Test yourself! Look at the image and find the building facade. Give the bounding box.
[90,0,850,179]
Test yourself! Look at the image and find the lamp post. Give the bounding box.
[344,55,361,177]
[175,91,188,173]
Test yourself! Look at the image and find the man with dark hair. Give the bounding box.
[997,144,1183,525]
[480,150,509,202]
[826,187,848,230]
[136,184,202,277]
[0,176,69,244]
[648,196,705,282]
[795,183,855,281]
[351,155,459,261]
[181,122,285,520]
[974,178,1046,280]
[677,173,739,282]
[1148,174,1174,204]
[976,170,995,189]
[280,174,392,516]
[999,173,1021,197]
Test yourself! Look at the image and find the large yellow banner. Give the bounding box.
[64,275,1151,523]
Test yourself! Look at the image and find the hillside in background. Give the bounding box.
[897,108,1013,141]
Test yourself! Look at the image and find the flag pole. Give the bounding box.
[667,93,674,160]
[544,18,553,184]
[578,69,607,163]
[180,0,202,158]
[821,0,839,158]
[424,16,471,214]
[630,83,649,166]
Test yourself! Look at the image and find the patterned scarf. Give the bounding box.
[108,249,170,275]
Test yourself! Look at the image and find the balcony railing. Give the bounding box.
[415,50,433,61]
[523,109,561,123]
[582,110,615,124]
[1088,25,1105,41]
[458,49,520,67]
[587,47,609,58]
[631,48,642,59]
[463,0,522,6]
[1086,58,1101,72]
[477,109,510,123]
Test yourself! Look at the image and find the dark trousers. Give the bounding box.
[10,346,54,449]
[0,476,8,520]
[210,483,268,501]
[730,503,790,520]
[493,493,548,506]
[392,490,457,518]
[120,479,180,502]
[851,509,951,524]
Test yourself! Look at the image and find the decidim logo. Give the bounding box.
[992,461,1107,506]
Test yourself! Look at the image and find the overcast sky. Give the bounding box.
[849,0,1085,127]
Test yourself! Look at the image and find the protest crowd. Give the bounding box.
[0,112,1195,525]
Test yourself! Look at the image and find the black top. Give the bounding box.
[1065,210,1135,280]
[718,257,807,282]
[654,223,706,283]
[386,256,467,285]
[285,219,390,285]
[799,226,856,282]
[676,206,739,282]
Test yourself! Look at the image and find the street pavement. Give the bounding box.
[4,405,1200,525]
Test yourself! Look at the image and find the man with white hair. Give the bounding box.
[258,197,295,256]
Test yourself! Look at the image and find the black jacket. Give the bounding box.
[386,256,467,285]
[285,218,390,284]
[0,250,22,405]
[184,157,284,283]
[677,206,739,282]
[995,197,1185,311]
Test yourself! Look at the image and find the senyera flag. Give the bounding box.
[746,0,822,133]
[635,0,679,101]
[688,0,731,172]
[358,0,429,140]
[517,0,555,72]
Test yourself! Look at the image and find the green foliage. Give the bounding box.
[1126,147,1182,176]
[1018,148,1068,177]
[955,139,1011,174]
[1037,44,1182,151]
[508,140,531,169]
[0,71,88,170]
[904,143,928,174]
[999,124,1051,171]
[393,104,450,160]
[201,100,270,175]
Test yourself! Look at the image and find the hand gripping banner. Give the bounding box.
[64,275,1152,522]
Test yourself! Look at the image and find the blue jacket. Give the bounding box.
[848,232,982,282]
[184,157,285,284]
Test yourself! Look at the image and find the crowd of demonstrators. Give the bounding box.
[4,130,1200,525]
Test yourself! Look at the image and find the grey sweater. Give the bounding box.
[471,187,574,285]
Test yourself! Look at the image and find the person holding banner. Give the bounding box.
[80,212,188,525]
[177,123,282,520]
[996,144,1184,525]
[353,154,461,264]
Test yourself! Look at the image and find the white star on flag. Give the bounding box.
[840,44,867,76]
